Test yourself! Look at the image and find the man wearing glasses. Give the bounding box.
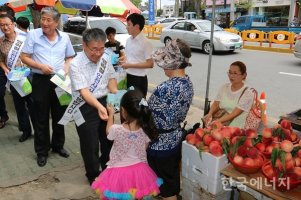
[21,7,75,167]
[69,28,117,185]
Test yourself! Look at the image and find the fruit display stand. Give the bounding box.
[221,164,301,200]
[181,141,230,198]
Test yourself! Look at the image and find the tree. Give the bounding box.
[131,0,142,7]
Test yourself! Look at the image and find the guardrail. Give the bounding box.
[143,25,163,40]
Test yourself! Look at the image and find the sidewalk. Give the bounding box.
[0,92,203,200]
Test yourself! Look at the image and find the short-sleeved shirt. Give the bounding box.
[124,32,153,77]
[69,50,115,99]
[0,34,22,68]
[106,124,150,167]
[147,75,194,157]
[22,28,75,74]
[215,83,254,128]
[105,40,124,57]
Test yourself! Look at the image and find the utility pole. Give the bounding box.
[230,0,235,22]
[175,0,179,17]
[289,0,296,25]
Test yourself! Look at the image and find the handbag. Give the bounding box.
[244,88,263,130]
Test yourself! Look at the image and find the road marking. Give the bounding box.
[279,72,301,77]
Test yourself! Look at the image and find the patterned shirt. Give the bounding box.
[0,35,22,67]
[107,124,150,167]
[147,75,194,157]
[69,49,116,99]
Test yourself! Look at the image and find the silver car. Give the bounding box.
[160,20,243,54]
[294,34,301,59]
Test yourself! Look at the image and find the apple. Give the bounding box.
[211,129,223,141]
[203,134,214,146]
[245,128,257,138]
[293,167,301,178]
[255,143,265,153]
[263,164,275,178]
[209,142,223,157]
[262,127,272,138]
[285,153,293,162]
[244,158,255,167]
[295,158,301,167]
[247,147,258,158]
[233,155,244,165]
[220,127,232,139]
[280,119,292,130]
[186,134,197,145]
[237,146,248,157]
[265,145,274,154]
[210,121,223,130]
[280,140,294,153]
[298,149,301,158]
[244,138,253,147]
[290,132,298,142]
[253,156,264,167]
[195,128,204,140]
[285,159,295,171]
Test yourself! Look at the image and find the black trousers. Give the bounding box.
[126,73,148,97]
[10,82,35,135]
[32,74,67,156]
[75,97,113,182]
[0,69,8,119]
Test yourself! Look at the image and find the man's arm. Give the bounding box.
[121,58,154,69]
[20,53,53,74]
[0,62,9,76]
[64,56,74,75]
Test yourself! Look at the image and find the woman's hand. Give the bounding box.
[202,113,212,127]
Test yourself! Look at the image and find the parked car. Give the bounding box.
[63,16,130,46]
[160,19,243,54]
[157,17,186,27]
[294,34,301,59]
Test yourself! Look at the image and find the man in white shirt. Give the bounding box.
[121,13,153,97]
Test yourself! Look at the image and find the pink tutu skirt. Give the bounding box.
[91,162,163,200]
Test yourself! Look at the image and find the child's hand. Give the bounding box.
[107,104,115,116]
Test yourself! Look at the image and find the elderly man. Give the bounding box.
[69,28,117,184]
[21,7,75,167]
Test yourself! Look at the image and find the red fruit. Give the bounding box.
[211,129,223,141]
[243,158,255,167]
[244,138,253,147]
[280,140,294,153]
[265,145,274,154]
[295,158,301,167]
[186,134,197,145]
[220,127,232,139]
[282,128,291,140]
[247,147,258,158]
[237,146,248,157]
[231,136,240,145]
[297,149,301,158]
[229,127,242,136]
[195,128,204,140]
[280,119,292,130]
[209,142,223,157]
[233,155,244,165]
[263,164,275,178]
[293,167,301,178]
[195,140,203,149]
[275,158,283,171]
[245,128,257,138]
[262,128,272,138]
[253,156,263,167]
[285,153,293,162]
[255,143,265,153]
[290,132,297,142]
[203,134,214,146]
[285,159,295,171]
[210,121,223,130]
[272,136,280,142]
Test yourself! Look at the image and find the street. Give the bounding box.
[148,40,301,124]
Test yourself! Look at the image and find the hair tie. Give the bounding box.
[139,98,148,107]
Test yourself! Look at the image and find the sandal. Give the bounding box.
[0,121,6,129]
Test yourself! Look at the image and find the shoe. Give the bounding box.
[0,116,9,129]
[37,155,47,167]
[52,148,70,158]
[19,133,32,142]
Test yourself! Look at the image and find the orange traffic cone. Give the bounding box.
[260,92,267,126]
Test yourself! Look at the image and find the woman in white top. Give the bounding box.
[203,61,254,128]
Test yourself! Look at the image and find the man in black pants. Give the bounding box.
[121,13,154,97]
[69,28,117,185]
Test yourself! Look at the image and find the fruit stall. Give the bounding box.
[181,120,301,200]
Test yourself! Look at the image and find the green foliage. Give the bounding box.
[157,9,163,17]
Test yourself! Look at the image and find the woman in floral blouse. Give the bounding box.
[147,39,194,200]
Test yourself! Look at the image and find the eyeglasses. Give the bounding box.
[0,23,13,28]
[86,45,104,54]
[227,72,242,76]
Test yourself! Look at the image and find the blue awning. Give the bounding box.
[60,0,96,11]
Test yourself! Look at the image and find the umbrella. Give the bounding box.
[97,0,140,15]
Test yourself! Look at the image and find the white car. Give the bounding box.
[157,17,186,28]
[63,16,130,47]
[294,34,301,59]
[160,19,243,54]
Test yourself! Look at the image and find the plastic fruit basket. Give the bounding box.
[262,162,301,191]
[228,153,266,174]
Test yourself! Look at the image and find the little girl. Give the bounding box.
[92,90,163,200]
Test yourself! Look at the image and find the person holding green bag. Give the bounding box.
[0,14,35,142]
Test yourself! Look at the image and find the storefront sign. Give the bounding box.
[254,0,290,7]
[206,6,236,13]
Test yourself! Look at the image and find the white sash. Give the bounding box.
[58,51,111,126]
[7,32,27,70]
